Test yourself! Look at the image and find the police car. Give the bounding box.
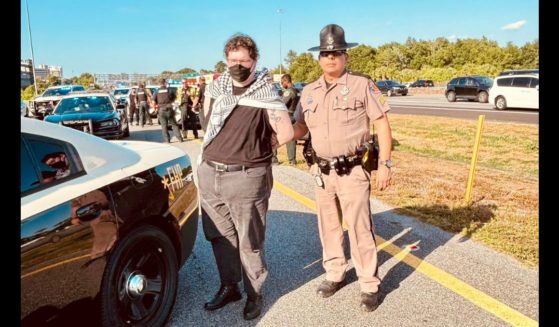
[21,117,199,326]
[113,87,132,108]
[28,84,86,119]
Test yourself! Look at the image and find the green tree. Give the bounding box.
[22,85,36,100]
[347,45,377,76]
[199,69,213,75]
[288,53,321,82]
[77,73,95,88]
[176,67,196,74]
[284,50,298,69]
[214,61,226,74]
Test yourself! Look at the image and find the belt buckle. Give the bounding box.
[215,163,227,172]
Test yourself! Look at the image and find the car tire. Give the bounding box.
[446,91,456,102]
[387,90,392,97]
[123,126,130,138]
[402,92,407,96]
[495,96,507,110]
[478,91,489,103]
[100,225,178,327]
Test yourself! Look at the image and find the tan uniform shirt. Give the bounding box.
[296,71,390,159]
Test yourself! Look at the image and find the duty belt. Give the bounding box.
[205,160,247,172]
[317,153,362,175]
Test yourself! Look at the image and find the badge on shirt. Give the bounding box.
[340,85,349,96]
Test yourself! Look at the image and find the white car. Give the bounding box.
[488,74,539,110]
[21,117,199,326]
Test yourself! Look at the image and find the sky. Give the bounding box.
[20,0,538,78]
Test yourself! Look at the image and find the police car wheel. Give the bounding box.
[123,126,130,138]
[100,225,178,327]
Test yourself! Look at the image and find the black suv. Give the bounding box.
[376,80,408,96]
[409,79,434,87]
[445,76,493,102]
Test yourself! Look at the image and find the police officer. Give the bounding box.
[280,74,299,164]
[292,24,393,312]
[137,82,153,127]
[153,78,183,143]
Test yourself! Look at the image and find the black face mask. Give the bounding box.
[229,64,252,82]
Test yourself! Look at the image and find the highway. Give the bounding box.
[387,95,538,125]
[126,125,538,327]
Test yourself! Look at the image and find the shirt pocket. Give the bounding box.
[332,97,365,126]
[302,102,320,129]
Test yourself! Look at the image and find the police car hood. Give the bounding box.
[111,140,188,173]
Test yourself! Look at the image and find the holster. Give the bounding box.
[302,138,317,167]
[360,137,379,172]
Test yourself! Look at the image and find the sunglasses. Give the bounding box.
[319,50,347,58]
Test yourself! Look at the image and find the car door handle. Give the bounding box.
[76,203,102,221]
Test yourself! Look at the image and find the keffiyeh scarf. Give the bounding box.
[201,68,287,150]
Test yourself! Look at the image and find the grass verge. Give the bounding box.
[276,114,538,268]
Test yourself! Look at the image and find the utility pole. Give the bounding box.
[25,0,38,96]
[277,9,283,75]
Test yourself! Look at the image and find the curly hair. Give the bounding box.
[224,34,259,61]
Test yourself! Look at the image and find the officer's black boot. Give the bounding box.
[360,291,380,312]
[316,279,346,298]
[243,294,262,320]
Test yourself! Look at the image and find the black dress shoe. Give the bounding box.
[316,279,346,298]
[243,295,262,320]
[360,291,380,312]
[204,284,242,311]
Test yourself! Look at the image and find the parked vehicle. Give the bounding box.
[375,80,408,96]
[498,69,539,76]
[113,87,131,108]
[445,76,493,103]
[44,92,130,139]
[409,79,434,87]
[28,84,86,119]
[21,117,199,326]
[489,74,538,110]
[21,100,28,117]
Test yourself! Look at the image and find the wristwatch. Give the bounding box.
[379,159,393,168]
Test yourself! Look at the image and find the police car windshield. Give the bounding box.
[113,89,130,95]
[43,87,73,97]
[55,96,113,114]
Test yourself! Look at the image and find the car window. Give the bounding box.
[457,78,466,86]
[529,78,539,88]
[377,81,385,87]
[512,77,531,88]
[497,78,513,87]
[465,78,476,86]
[72,85,85,92]
[448,78,458,85]
[55,96,113,114]
[22,135,85,192]
[21,138,41,194]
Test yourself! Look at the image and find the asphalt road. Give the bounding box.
[127,125,538,327]
[387,95,538,125]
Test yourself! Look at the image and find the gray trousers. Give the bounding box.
[198,160,273,297]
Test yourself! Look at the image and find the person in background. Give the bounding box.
[193,76,207,131]
[152,78,183,143]
[280,74,300,165]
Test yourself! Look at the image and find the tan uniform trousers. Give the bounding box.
[314,164,381,293]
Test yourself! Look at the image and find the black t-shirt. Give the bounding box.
[203,83,274,167]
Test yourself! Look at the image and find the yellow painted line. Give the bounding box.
[21,254,90,279]
[273,180,538,327]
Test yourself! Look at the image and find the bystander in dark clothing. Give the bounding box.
[137,83,153,127]
[180,87,199,139]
